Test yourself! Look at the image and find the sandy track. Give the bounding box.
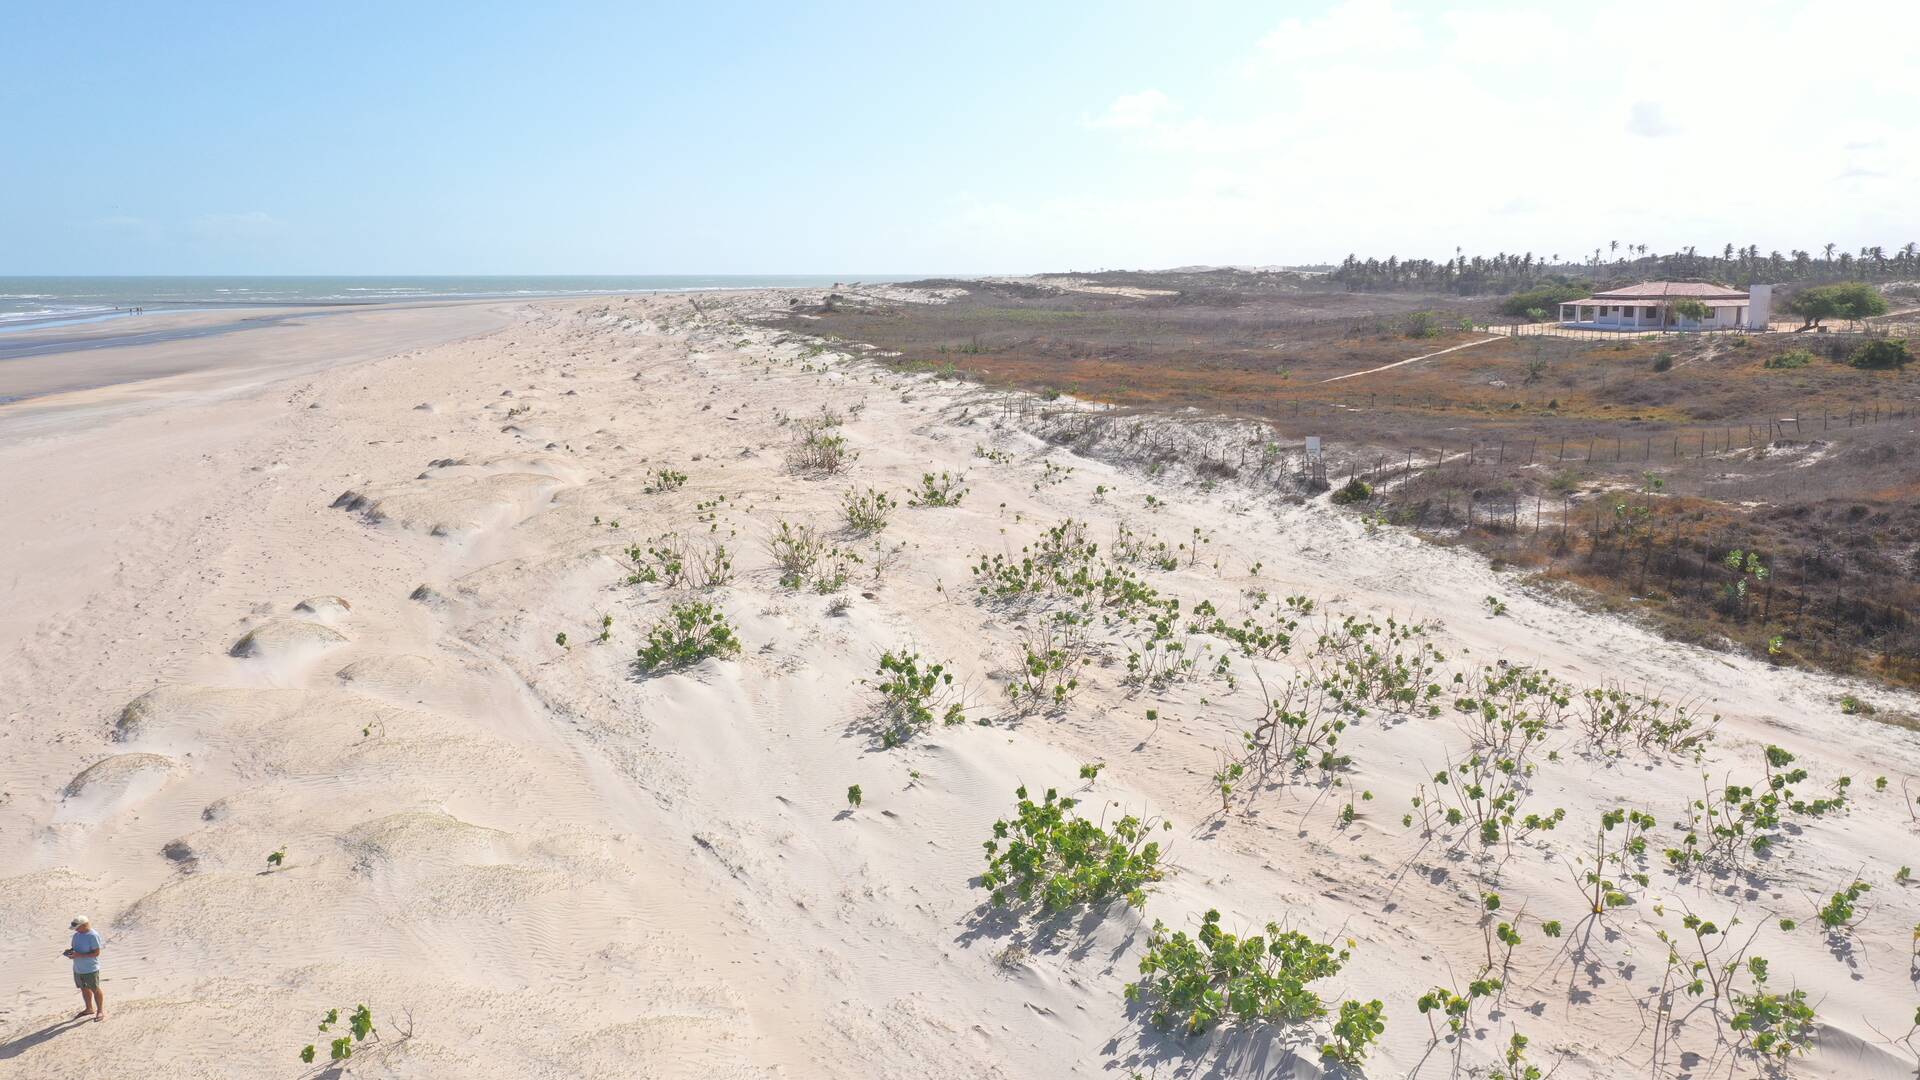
[1,294,1917,1078]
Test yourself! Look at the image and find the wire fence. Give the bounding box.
[1482,317,1920,341]
[1330,400,1915,484]
[1375,493,1915,644]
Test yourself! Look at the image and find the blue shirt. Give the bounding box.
[70,931,101,974]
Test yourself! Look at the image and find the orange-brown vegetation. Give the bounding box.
[765,273,1920,689]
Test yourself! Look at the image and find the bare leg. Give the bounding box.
[76,986,93,1017]
[91,986,105,1020]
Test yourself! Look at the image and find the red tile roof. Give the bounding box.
[1589,281,1748,300]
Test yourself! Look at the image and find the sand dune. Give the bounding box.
[2,292,1917,1079]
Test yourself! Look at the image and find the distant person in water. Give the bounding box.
[64,916,104,1021]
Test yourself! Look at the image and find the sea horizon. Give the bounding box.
[0,274,951,331]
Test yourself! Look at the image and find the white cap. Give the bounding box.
[69,916,89,928]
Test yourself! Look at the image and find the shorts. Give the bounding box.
[73,971,99,990]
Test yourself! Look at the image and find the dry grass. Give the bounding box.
[765,273,1920,688]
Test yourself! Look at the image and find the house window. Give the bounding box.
[1644,307,1657,317]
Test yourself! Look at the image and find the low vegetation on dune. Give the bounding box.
[720,289,1920,1075]
[763,273,1920,690]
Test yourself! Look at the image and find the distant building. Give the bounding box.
[1557,281,1771,330]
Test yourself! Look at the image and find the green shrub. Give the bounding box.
[1401,310,1444,338]
[869,650,966,746]
[1849,338,1911,370]
[841,487,896,534]
[635,601,741,673]
[1670,299,1713,323]
[1323,999,1387,1067]
[1007,623,1086,712]
[644,468,688,493]
[1126,908,1352,1035]
[765,520,858,592]
[1787,282,1888,329]
[1729,957,1817,1060]
[624,535,734,589]
[980,785,1166,911]
[1499,283,1588,318]
[1652,353,1674,372]
[301,1004,376,1065]
[908,471,968,507]
[1764,348,1815,370]
[1329,478,1373,505]
[788,427,857,474]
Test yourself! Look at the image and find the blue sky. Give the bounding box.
[3,0,1915,274]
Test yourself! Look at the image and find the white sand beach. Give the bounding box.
[2,291,1917,1079]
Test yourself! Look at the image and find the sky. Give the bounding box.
[3,0,1916,275]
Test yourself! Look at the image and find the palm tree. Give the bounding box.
[1823,242,1836,264]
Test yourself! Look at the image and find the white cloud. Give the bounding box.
[1254,0,1419,65]
[1627,101,1679,138]
[1087,89,1174,130]
[1002,0,1920,267]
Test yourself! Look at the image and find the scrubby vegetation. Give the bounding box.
[764,520,858,592]
[298,1004,377,1066]
[623,533,734,590]
[979,785,1167,912]
[908,471,968,507]
[787,423,857,474]
[635,600,741,673]
[1329,477,1372,504]
[1788,282,1889,329]
[1126,908,1357,1037]
[643,467,688,493]
[643,297,1920,1076]
[840,487,896,534]
[1499,283,1589,319]
[867,650,967,746]
[1850,337,1911,370]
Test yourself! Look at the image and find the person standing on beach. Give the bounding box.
[64,916,104,1021]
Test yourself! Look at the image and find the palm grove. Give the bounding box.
[1329,242,1920,295]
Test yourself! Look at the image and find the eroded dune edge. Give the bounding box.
[2,291,1917,1079]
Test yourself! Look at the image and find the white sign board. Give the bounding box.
[1305,436,1321,457]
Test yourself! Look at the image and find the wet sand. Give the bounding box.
[0,301,518,417]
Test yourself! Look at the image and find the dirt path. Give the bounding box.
[1319,332,1499,383]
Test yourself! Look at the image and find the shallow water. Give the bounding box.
[0,274,926,330]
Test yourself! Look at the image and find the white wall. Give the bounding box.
[1747,284,1772,329]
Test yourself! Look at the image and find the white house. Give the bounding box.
[1557,281,1772,330]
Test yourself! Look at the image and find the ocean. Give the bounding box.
[0,275,927,330]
